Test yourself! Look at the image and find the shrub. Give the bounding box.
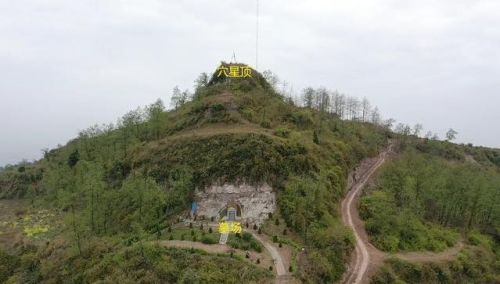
[274,128,290,138]
[260,120,271,129]
[201,235,218,245]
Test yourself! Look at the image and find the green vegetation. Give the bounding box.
[227,232,262,252]
[361,147,499,253]
[0,65,391,283]
[2,63,498,283]
[360,190,458,252]
[0,241,272,283]
[361,137,500,283]
[372,232,500,284]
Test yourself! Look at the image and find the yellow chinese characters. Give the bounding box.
[218,221,242,234]
[217,64,252,78]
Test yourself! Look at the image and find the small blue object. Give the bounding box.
[191,202,198,214]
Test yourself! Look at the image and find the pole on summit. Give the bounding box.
[256,0,259,70]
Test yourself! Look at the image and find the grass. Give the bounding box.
[165,225,263,252]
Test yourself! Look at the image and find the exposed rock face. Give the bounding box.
[195,183,275,225]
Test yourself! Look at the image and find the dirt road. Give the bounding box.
[250,231,287,276]
[159,232,292,283]
[395,240,464,263]
[341,146,391,284]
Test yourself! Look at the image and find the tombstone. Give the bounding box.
[227,207,237,221]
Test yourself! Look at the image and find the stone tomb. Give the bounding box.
[194,183,275,225]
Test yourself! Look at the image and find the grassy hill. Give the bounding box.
[0,63,498,283]
[0,64,389,283]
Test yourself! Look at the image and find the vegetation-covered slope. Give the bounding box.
[364,138,500,283]
[1,64,497,283]
[0,65,390,283]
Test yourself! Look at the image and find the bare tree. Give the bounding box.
[170,86,183,109]
[332,91,346,118]
[302,87,315,109]
[383,118,396,130]
[370,107,381,125]
[262,70,279,91]
[413,124,423,136]
[346,97,360,120]
[361,97,371,122]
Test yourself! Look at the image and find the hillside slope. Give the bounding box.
[0,64,390,283]
[1,64,497,283]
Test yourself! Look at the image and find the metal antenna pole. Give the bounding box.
[256,0,259,70]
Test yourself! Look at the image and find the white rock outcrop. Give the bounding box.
[195,183,275,225]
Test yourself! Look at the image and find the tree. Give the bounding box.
[361,97,371,122]
[146,99,165,140]
[316,88,330,114]
[413,124,423,137]
[313,130,320,144]
[331,91,346,118]
[395,123,411,136]
[446,128,458,141]
[119,108,144,157]
[170,86,189,109]
[262,70,279,91]
[68,150,80,168]
[370,107,381,125]
[280,80,289,97]
[383,118,396,130]
[346,97,360,120]
[302,87,315,108]
[76,161,105,234]
[194,72,209,91]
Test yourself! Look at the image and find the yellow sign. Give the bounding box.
[217,65,252,78]
[218,221,242,234]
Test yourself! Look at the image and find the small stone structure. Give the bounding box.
[195,183,275,225]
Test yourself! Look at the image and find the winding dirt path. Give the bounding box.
[158,230,292,283]
[395,240,464,263]
[250,232,287,278]
[341,145,391,284]
[340,143,465,284]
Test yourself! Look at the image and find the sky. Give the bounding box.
[1,0,499,166]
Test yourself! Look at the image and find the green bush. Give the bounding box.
[201,235,218,245]
[227,232,262,252]
[0,249,19,283]
[274,127,291,138]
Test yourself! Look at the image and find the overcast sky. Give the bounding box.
[1,0,499,166]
